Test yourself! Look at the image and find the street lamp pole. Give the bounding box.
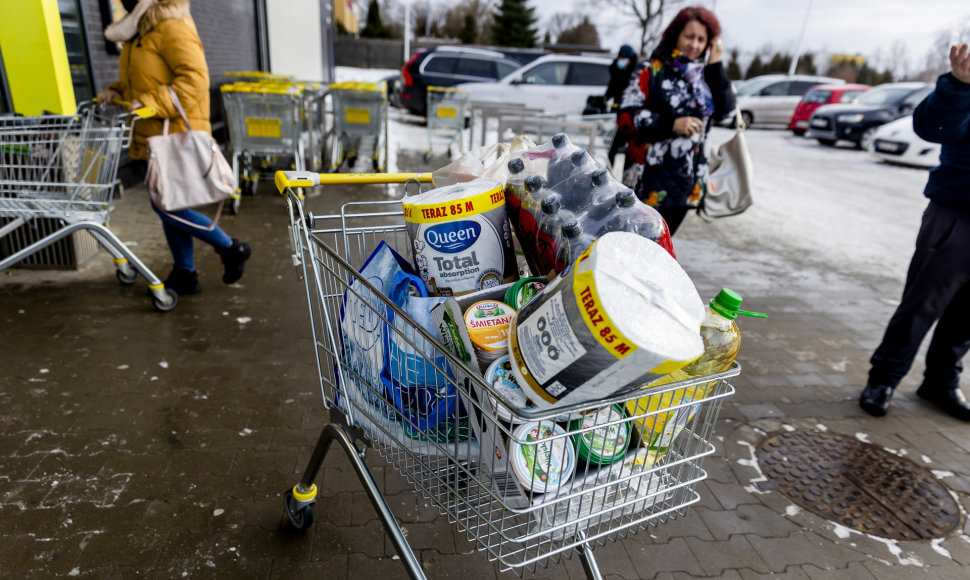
[789,0,813,75]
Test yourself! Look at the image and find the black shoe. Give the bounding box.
[859,384,895,417]
[163,267,201,296]
[916,384,970,421]
[217,238,252,284]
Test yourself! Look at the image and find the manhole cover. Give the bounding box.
[756,431,961,540]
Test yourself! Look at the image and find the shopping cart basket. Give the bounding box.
[221,81,308,211]
[274,170,738,579]
[0,101,178,312]
[327,81,388,173]
[424,87,470,162]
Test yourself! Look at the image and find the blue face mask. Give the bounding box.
[616,59,629,70]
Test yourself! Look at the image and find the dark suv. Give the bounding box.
[808,82,933,149]
[398,46,521,116]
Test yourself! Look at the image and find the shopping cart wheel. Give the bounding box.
[229,195,241,215]
[241,179,256,196]
[152,288,179,312]
[116,266,139,285]
[423,150,432,163]
[283,487,315,530]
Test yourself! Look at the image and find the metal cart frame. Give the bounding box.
[274,170,738,579]
[0,101,177,311]
[327,82,389,173]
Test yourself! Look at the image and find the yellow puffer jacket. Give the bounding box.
[109,0,209,160]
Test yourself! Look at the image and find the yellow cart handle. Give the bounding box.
[275,171,433,193]
[94,97,156,119]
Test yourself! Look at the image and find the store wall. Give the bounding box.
[266,0,333,82]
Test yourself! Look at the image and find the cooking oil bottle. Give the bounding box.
[627,288,766,465]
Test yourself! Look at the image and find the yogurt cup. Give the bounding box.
[484,355,538,424]
[569,404,631,465]
[509,422,576,494]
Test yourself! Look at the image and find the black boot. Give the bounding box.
[217,238,252,284]
[917,383,970,421]
[859,383,895,417]
[163,267,201,295]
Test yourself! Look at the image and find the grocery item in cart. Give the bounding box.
[628,288,765,465]
[508,231,705,409]
[484,355,537,424]
[464,300,516,373]
[504,277,547,310]
[569,404,631,465]
[403,179,517,296]
[509,422,577,493]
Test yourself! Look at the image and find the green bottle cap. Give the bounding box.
[710,288,768,320]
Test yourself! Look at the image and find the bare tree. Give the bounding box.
[601,0,685,56]
[558,15,600,47]
[546,13,580,44]
[913,16,970,81]
[410,0,447,40]
[886,39,909,81]
[441,0,495,43]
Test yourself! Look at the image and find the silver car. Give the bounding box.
[735,74,845,127]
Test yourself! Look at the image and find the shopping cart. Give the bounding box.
[424,87,470,162]
[221,81,308,211]
[327,81,388,173]
[274,169,738,579]
[0,101,178,311]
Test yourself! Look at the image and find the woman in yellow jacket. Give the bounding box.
[98,0,250,296]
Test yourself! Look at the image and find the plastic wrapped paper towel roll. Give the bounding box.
[507,232,705,409]
[402,178,517,296]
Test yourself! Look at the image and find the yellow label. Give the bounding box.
[437,106,457,119]
[246,117,282,138]
[345,108,371,124]
[572,252,638,360]
[402,184,505,224]
[465,301,516,352]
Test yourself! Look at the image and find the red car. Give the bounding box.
[789,84,871,135]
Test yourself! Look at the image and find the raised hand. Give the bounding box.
[951,43,970,84]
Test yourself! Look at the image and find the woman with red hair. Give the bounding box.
[617,6,736,234]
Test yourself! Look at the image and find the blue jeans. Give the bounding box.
[151,202,232,271]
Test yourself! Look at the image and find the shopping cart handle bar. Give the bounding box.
[275,171,433,193]
[93,97,156,119]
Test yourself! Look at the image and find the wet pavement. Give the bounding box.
[2,132,970,579]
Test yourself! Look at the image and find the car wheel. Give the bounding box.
[792,129,806,137]
[740,111,753,128]
[858,127,877,151]
[817,138,836,147]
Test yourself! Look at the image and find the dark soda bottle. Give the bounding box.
[517,175,547,276]
[535,194,574,275]
[605,189,676,258]
[554,219,595,272]
[505,157,527,234]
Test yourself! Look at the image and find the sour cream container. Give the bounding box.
[569,404,631,465]
[509,422,576,494]
[465,300,516,373]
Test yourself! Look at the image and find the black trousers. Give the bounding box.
[869,201,970,392]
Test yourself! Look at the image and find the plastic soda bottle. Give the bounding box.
[554,219,595,273]
[626,289,767,465]
[535,194,573,275]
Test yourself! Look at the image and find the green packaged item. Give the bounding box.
[504,277,547,309]
[570,404,630,465]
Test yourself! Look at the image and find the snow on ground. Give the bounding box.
[334,66,399,84]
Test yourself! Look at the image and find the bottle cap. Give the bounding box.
[541,194,561,214]
[508,158,525,174]
[710,288,768,320]
[570,149,587,167]
[524,174,543,192]
[592,168,609,186]
[615,189,636,207]
[561,220,581,238]
[551,133,568,148]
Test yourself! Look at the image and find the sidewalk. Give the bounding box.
[1,172,968,579]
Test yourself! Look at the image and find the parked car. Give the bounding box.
[453,53,612,116]
[788,83,870,135]
[734,74,845,127]
[807,82,933,149]
[397,46,522,116]
[870,116,941,168]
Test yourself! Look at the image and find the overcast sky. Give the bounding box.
[530,0,970,66]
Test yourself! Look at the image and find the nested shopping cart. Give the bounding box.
[424,86,470,162]
[0,101,177,311]
[327,81,388,173]
[274,170,738,579]
[221,81,311,211]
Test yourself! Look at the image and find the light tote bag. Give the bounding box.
[701,104,754,219]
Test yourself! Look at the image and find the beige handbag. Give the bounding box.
[146,87,234,220]
[701,104,754,219]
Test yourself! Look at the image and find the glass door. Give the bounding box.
[58,0,95,103]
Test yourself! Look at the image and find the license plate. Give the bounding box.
[811,118,827,128]
[875,141,901,153]
[795,120,809,128]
